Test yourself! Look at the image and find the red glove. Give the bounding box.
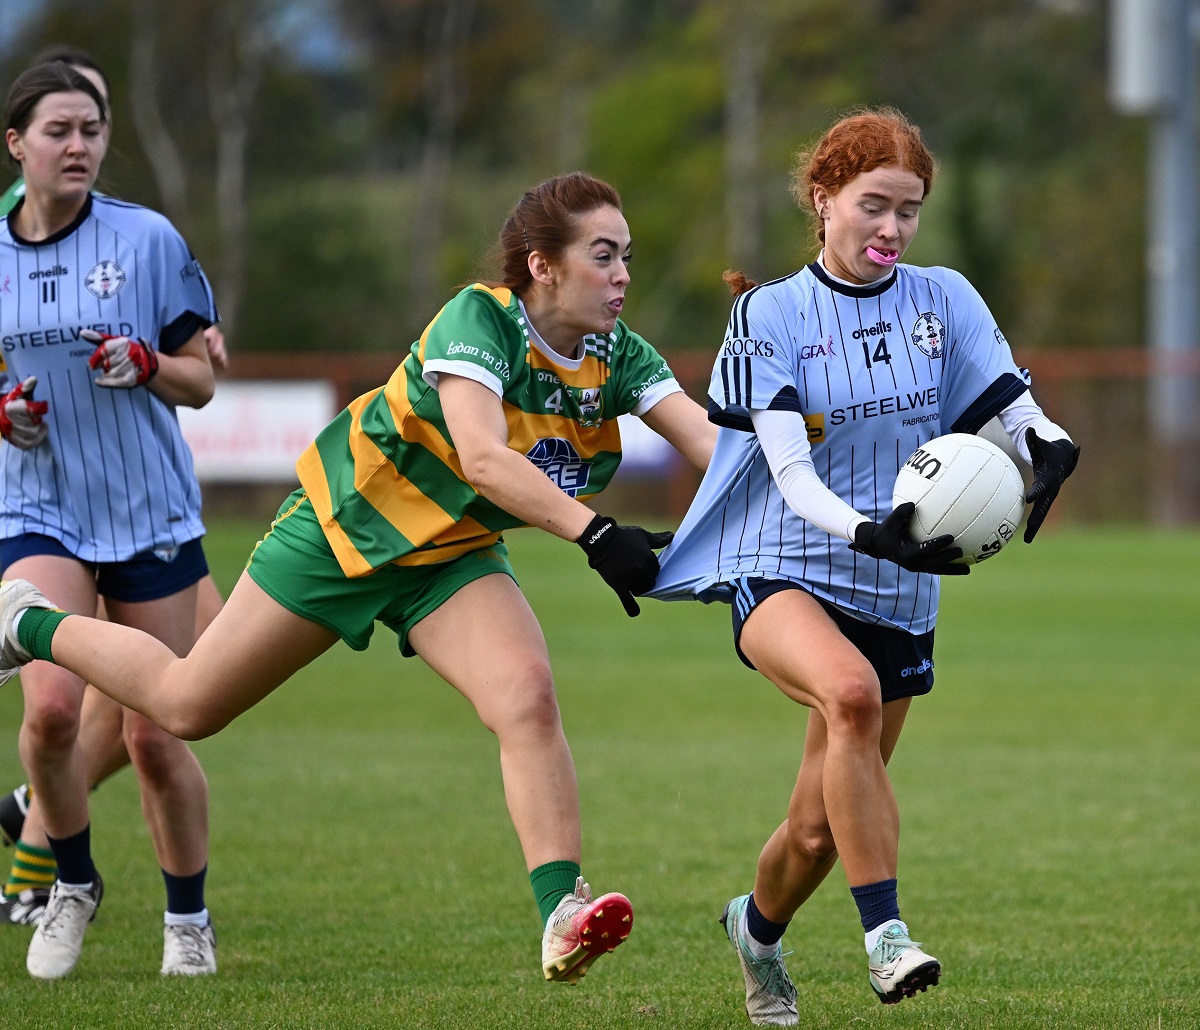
[81,329,159,388]
[0,376,49,449]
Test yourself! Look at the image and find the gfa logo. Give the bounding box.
[526,438,592,496]
[799,337,838,361]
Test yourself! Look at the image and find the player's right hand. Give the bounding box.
[577,513,674,617]
[851,502,969,576]
[0,376,49,449]
[0,372,49,446]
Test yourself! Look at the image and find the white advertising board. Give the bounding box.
[177,380,338,482]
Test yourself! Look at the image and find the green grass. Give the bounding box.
[0,521,1196,1028]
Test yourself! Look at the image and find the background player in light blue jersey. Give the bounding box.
[0,45,228,931]
[0,61,219,979]
[649,108,1079,1025]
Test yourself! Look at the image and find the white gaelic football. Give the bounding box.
[893,433,1026,565]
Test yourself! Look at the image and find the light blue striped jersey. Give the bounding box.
[0,193,217,561]
[650,260,1028,634]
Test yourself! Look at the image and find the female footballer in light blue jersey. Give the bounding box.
[648,108,1079,1025]
[0,45,229,935]
[0,61,218,979]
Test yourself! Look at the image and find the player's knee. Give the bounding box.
[22,694,83,752]
[823,671,883,739]
[122,719,189,775]
[136,698,228,742]
[478,657,560,737]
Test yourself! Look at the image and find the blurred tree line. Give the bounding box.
[1,0,1144,360]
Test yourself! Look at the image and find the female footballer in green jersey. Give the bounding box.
[0,171,715,985]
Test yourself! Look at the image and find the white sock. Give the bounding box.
[740,908,781,959]
[864,918,907,954]
[165,907,209,927]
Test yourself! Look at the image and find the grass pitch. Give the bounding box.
[0,519,1195,1028]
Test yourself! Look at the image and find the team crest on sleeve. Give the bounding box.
[526,438,592,496]
[85,260,126,299]
[910,312,945,359]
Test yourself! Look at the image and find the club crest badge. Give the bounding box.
[571,387,604,428]
[85,260,126,300]
[910,312,945,359]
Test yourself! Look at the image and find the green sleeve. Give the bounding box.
[0,179,25,217]
[609,323,678,414]
[423,287,524,389]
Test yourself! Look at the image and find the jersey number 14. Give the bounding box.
[862,338,892,366]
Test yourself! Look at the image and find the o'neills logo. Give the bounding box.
[852,321,891,339]
[29,265,68,280]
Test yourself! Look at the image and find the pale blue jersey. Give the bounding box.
[650,260,1028,634]
[0,193,217,562]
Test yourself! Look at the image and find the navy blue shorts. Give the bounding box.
[731,577,935,703]
[0,534,208,604]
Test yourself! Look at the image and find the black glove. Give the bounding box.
[1023,429,1080,543]
[851,502,969,576]
[577,514,674,616]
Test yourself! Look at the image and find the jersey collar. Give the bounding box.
[808,256,897,298]
[7,192,94,247]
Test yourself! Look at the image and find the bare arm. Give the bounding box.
[438,374,595,542]
[149,329,215,409]
[638,391,716,471]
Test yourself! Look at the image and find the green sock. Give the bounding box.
[530,860,581,925]
[5,842,56,896]
[15,608,70,663]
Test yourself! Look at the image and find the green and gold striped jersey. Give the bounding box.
[296,283,680,577]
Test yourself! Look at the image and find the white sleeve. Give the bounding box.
[997,392,1073,463]
[750,408,871,542]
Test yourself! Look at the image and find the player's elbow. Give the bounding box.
[187,379,216,409]
[457,447,506,496]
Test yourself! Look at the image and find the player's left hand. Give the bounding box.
[82,329,159,388]
[1023,429,1080,543]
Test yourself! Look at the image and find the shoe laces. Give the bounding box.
[874,927,921,963]
[38,889,92,940]
[552,878,592,925]
[755,949,795,996]
[166,925,212,966]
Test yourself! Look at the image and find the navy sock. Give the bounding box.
[162,865,207,915]
[44,824,96,886]
[746,892,789,946]
[850,878,900,932]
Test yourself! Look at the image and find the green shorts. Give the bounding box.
[246,488,517,655]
